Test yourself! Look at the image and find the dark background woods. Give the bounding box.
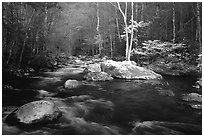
[2,2,202,74]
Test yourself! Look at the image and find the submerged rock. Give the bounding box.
[189,103,202,110]
[101,60,162,80]
[68,95,92,102]
[158,89,175,97]
[132,121,202,135]
[182,93,202,102]
[36,90,55,99]
[84,72,113,81]
[5,100,62,125]
[3,84,14,90]
[64,79,81,89]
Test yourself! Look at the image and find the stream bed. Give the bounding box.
[2,66,202,135]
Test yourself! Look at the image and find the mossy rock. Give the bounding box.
[5,100,62,126]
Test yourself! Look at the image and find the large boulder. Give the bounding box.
[101,60,162,80]
[5,100,62,125]
[64,79,81,89]
[84,72,113,81]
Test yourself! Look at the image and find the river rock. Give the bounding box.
[5,100,62,125]
[197,78,202,87]
[85,63,102,72]
[84,72,113,81]
[195,78,202,89]
[158,89,175,97]
[182,93,202,102]
[189,103,202,110]
[3,84,14,90]
[101,60,162,80]
[64,79,81,89]
[36,90,55,98]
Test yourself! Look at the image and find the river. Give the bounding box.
[2,65,202,135]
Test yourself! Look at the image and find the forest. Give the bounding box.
[2,2,202,135]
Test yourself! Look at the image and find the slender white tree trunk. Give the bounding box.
[117,2,129,61]
[196,2,201,49]
[96,2,102,55]
[127,2,134,61]
[172,2,176,43]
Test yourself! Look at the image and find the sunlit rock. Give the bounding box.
[5,100,62,125]
[84,72,113,81]
[101,60,162,80]
[84,63,102,72]
[64,79,81,89]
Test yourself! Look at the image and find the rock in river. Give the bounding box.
[101,60,162,80]
[5,100,62,125]
[84,63,102,72]
[84,72,113,81]
[182,93,202,102]
[158,89,175,97]
[64,79,81,89]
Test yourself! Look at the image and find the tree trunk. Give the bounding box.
[115,8,121,42]
[135,3,138,47]
[6,4,19,65]
[96,2,102,55]
[166,19,168,41]
[92,44,94,56]
[179,3,184,41]
[110,33,113,58]
[172,2,176,43]
[117,2,129,61]
[6,40,16,65]
[99,43,102,55]
[141,2,144,21]
[196,2,201,49]
[113,35,115,57]
[156,3,160,16]
[127,2,134,61]
[19,9,35,67]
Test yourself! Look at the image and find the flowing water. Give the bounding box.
[2,66,202,135]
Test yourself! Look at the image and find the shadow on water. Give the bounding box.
[2,67,202,135]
